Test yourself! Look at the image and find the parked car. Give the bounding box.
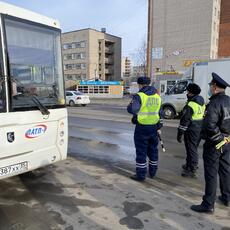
[65,90,90,106]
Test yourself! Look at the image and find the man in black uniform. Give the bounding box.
[191,73,230,213]
[177,83,205,178]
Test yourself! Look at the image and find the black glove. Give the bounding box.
[177,131,183,143]
[131,116,137,124]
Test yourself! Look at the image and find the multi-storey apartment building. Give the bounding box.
[122,57,132,78]
[132,65,146,79]
[61,28,121,83]
[151,0,221,72]
[218,0,230,57]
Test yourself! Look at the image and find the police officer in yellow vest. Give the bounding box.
[177,83,205,178]
[127,76,163,181]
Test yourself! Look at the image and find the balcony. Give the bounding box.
[105,57,114,64]
[105,47,113,54]
[105,67,114,74]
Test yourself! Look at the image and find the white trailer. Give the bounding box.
[161,59,230,119]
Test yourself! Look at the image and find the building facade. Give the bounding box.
[122,57,132,78]
[61,28,122,86]
[218,0,230,57]
[151,0,221,73]
[132,65,146,79]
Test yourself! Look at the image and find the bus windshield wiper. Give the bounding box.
[32,95,50,115]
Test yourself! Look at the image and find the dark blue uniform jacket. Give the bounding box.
[127,86,163,130]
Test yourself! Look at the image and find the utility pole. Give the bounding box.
[147,0,153,79]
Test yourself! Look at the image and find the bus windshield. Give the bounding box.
[4,17,65,111]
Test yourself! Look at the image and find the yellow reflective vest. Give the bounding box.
[137,92,161,125]
[188,101,205,121]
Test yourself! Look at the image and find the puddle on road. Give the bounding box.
[19,176,103,213]
[69,136,135,162]
[0,169,105,230]
[70,124,133,135]
[48,211,66,225]
[0,203,61,230]
[119,201,153,229]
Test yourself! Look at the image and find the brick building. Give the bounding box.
[218,0,230,57]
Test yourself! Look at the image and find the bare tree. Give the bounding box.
[132,37,147,76]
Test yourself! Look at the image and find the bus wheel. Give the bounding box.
[69,100,75,107]
[163,106,176,119]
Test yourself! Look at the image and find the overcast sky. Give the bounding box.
[2,0,148,63]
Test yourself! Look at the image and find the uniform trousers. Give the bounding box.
[202,141,230,208]
[184,124,201,170]
[134,124,159,179]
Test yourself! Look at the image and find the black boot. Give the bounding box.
[182,164,198,170]
[182,164,189,170]
[130,174,145,182]
[190,204,214,214]
[218,195,229,207]
[181,168,197,178]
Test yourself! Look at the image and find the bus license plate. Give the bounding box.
[0,162,28,177]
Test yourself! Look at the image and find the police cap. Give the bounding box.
[186,83,201,95]
[210,72,230,89]
[137,76,151,85]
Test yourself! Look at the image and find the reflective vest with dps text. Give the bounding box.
[188,101,205,121]
[137,92,161,125]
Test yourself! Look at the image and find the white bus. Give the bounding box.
[0,2,68,179]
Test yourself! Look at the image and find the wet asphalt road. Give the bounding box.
[0,103,229,230]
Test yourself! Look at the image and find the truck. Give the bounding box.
[161,59,230,119]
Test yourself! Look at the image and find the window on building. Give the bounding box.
[72,53,81,59]
[99,86,104,93]
[75,64,80,69]
[64,54,72,60]
[104,86,109,93]
[80,41,86,48]
[63,43,71,50]
[72,41,86,48]
[94,86,99,94]
[66,75,73,80]
[70,52,86,60]
[64,64,73,70]
[81,52,86,59]
[77,85,109,94]
[78,86,88,93]
[89,86,94,93]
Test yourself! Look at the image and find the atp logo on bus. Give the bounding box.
[25,125,47,139]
